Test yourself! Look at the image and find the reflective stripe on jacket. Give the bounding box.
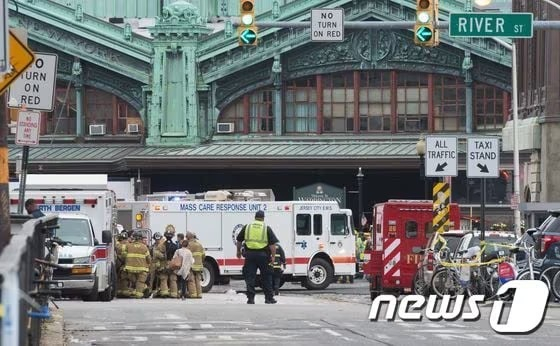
[272,252,282,269]
[188,239,205,272]
[123,241,151,273]
[245,221,268,250]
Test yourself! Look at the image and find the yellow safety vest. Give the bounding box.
[188,239,205,272]
[245,221,268,250]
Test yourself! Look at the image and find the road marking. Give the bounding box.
[162,335,178,340]
[375,334,391,339]
[194,335,208,340]
[93,326,106,330]
[162,313,182,320]
[176,324,192,329]
[123,325,137,330]
[323,328,341,337]
[305,321,321,327]
[494,335,515,340]
[200,323,213,329]
[218,335,233,340]
[436,334,486,340]
[445,323,467,328]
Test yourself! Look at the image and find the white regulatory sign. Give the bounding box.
[0,0,8,73]
[425,136,458,177]
[15,110,41,146]
[467,137,499,178]
[310,8,344,42]
[9,53,58,111]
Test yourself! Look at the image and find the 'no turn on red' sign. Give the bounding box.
[15,110,41,146]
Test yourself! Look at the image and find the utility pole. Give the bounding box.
[0,93,10,253]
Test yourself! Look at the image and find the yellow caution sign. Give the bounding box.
[0,31,35,95]
[432,182,450,234]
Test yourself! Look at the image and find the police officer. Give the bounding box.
[236,210,279,304]
[116,230,131,297]
[122,231,151,298]
[155,225,178,298]
[186,232,205,299]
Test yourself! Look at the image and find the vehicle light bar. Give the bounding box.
[83,199,98,205]
[63,198,76,204]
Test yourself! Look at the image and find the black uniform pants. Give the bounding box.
[243,250,274,301]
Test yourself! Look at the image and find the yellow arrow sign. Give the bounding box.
[0,30,35,95]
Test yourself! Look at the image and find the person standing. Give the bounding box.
[122,231,151,298]
[116,231,130,297]
[155,226,179,298]
[186,232,205,298]
[270,243,286,296]
[174,240,194,300]
[25,199,45,218]
[236,210,279,304]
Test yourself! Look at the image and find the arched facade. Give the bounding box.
[218,70,509,135]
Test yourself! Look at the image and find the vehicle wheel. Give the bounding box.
[552,269,560,300]
[99,267,116,302]
[201,261,215,293]
[413,269,429,296]
[430,268,463,298]
[83,278,99,301]
[517,269,550,290]
[305,258,333,290]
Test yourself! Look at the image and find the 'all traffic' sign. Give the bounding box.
[425,136,458,177]
[467,137,499,178]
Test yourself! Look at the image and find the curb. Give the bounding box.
[40,306,64,346]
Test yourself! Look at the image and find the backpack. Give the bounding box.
[165,240,178,261]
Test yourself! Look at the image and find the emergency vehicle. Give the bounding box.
[10,174,118,301]
[363,199,460,299]
[132,199,356,292]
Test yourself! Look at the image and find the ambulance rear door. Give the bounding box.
[292,203,322,275]
[327,206,355,275]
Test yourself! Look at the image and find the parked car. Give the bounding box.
[533,210,560,259]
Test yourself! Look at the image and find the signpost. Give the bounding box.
[466,137,499,178]
[449,13,533,38]
[1,0,8,73]
[8,53,58,111]
[425,136,458,177]
[310,8,344,42]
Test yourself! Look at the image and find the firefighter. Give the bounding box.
[186,231,205,298]
[143,232,164,297]
[116,230,131,297]
[155,225,179,298]
[270,243,286,296]
[122,231,151,298]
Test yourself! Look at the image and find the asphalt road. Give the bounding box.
[60,278,560,346]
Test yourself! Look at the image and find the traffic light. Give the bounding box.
[239,0,258,46]
[414,0,439,47]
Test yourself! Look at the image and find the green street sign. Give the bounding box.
[415,26,433,42]
[240,29,257,44]
[449,13,533,38]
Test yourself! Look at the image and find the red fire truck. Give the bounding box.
[363,199,460,299]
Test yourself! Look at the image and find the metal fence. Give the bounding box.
[0,215,58,346]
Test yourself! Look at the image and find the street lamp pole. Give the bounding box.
[357,167,364,230]
[416,136,430,200]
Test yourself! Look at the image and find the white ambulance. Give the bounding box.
[10,174,118,301]
[132,199,356,292]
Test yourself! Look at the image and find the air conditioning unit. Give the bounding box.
[89,124,106,136]
[216,122,234,134]
[127,123,139,134]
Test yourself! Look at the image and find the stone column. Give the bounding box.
[462,52,473,134]
[146,1,211,146]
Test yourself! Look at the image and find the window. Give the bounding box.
[285,77,317,133]
[425,221,434,239]
[359,71,391,132]
[56,219,93,246]
[296,214,311,236]
[45,83,77,135]
[313,214,323,235]
[396,73,428,132]
[323,72,354,132]
[405,221,418,238]
[475,84,505,130]
[218,98,244,133]
[85,89,113,134]
[433,75,466,131]
[331,214,347,236]
[249,89,274,133]
[117,101,142,134]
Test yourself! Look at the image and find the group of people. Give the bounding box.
[236,210,286,304]
[115,227,205,300]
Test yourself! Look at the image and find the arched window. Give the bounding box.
[396,72,428,132]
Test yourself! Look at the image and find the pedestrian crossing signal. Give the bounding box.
[239,0,258,46]
[414,0,439,47]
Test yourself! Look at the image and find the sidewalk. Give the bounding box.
[40,306,64,346]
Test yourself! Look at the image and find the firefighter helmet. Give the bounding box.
[132,230,143,240]
[153,232,162,241]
